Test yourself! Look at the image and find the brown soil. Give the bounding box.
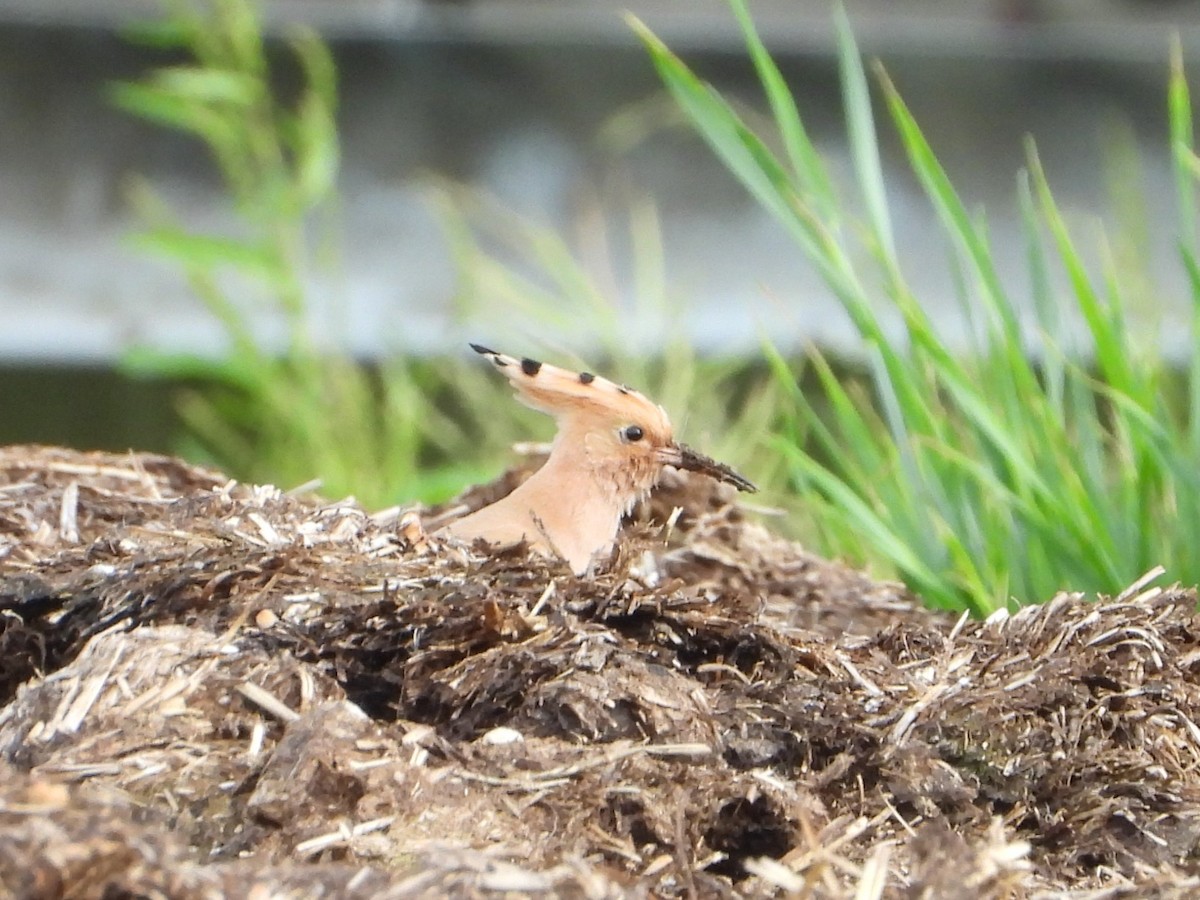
[2,444,1199,898]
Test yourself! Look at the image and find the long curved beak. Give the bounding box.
[658,443,757,493]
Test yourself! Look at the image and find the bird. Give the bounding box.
[438,343,756,574]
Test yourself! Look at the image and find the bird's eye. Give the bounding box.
[622,425,645,443]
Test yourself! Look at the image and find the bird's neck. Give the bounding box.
[540,438,650,515]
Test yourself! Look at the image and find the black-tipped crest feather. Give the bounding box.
[467,342,754,493]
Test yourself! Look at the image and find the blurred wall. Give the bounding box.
[1,0,1197,368]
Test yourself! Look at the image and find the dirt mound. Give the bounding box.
[2,444,1200,898]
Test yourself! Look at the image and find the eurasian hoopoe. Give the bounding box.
[439,343,756,574]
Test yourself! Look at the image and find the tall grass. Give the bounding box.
[114,0,781,509]
[113,0,519,505]
[634,2,1200,614]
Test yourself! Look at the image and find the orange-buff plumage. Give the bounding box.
[439,344,755,574]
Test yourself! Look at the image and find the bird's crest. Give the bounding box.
[469,342,671,439]
[469,343,756,494]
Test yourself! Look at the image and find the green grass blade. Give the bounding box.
[629,16,800,237]
[1170,40,1200,455]
[779,445,945,596]
[1027,142,1142,404]
[877,67,1012,342]
[836,8,894,261]
[726,0,836,220]
[1170,36,1196,254]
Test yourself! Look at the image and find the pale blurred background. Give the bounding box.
[3,0,1199,449]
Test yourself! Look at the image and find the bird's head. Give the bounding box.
[470,343,756,507]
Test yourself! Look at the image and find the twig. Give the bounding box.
[58,481,79,543]
[452,742,711,792]
[293,816,394,857]
[236,681,300,723]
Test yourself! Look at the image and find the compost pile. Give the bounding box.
[2,444,1200,899]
